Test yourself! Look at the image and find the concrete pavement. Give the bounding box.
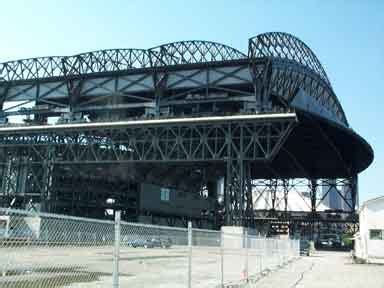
[247,251,384,288]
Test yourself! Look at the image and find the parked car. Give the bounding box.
[317,234,342,248]
[299,240,310,256]
[150,238,172,248]
[127,239,153,248]
[127,238,172,248]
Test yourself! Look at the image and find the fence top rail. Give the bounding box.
[120,220,188,232]
[0,208,191,232]
[192,228,220,234]
[0,207,115,225]
[0,208,306,240]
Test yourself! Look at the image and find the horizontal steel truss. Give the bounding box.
[1,62,256,113]
[0,118,296,164]
[0,117,296,225]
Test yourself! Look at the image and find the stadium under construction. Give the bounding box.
[0,32,373,236]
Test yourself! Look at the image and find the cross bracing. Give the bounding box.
[0,33,347,126]
[0,32,373,229]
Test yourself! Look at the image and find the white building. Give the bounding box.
[354,196,384,263]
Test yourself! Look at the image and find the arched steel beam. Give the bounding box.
[249,32,330,85]
[0,41,246,82]
[150,40,246,65]
[271,59,348,126]
[0,49,153,82]
[249,32,348,126]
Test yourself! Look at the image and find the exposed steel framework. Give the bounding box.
[0,41,246,81]
[249,32,330,84]
[0,32,373,231]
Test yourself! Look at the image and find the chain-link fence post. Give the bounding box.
[220,228,224,287]
[113,211,121,288]
[244,229,248,282]
[297,239,300,257]
[188,221,192,288]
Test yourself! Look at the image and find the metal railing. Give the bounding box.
[0,208,299,287]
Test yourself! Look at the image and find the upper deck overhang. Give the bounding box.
[0,33,373,176]
[0,111,373,178]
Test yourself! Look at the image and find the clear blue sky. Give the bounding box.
[1,0,382,203]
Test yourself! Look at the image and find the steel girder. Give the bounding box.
[251,177,358,237]
[0,33,347,127]
[0,41,245,82]
[252,177,358,213]
[248,33,347,125]
[0,116,296,164]
[0,61,255,117]
[0,115,296,224]
[0,33,369,227]
[150,41,246,65]
[249,32,330,84]
[0,58,346,126]
[0,155,53,209]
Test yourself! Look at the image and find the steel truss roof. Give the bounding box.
[0,41,246,81]
[249,32,330,85]
[0,33,347,125]
[0,33,328,82]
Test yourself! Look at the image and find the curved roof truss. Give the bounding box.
[249,32,330,85]
[0,41,246,82]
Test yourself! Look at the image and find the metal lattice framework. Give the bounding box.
[0,114,297,226]
[0,116,296,163]
[249,32,347,125]
[150,41,246,65]
[0,49,153,81]
[0,41,245,82]
[0,33,347,126]
[252,178,357,213]
[0,32,373,229]
[249,32,329,84]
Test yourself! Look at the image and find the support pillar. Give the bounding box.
[244,164,253,226]
[309,179,317,240]
[0,155,28,208]
[224,159,251,226]
[40,147,55,212]
[1,156,18,206]
[249,58,272,112]
[350,174,358,213]
[283,179,289,213]
[153,72,168,117]
[270,179,277,211]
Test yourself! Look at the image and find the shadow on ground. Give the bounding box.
[0,266,132,287]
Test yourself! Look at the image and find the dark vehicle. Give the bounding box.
[299,240,310,256]
[127,239,153,248]
[151,238,172,248]
[127,238,172,248]
[317,234,342,248]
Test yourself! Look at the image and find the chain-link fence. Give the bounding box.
[0,208,299,287]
